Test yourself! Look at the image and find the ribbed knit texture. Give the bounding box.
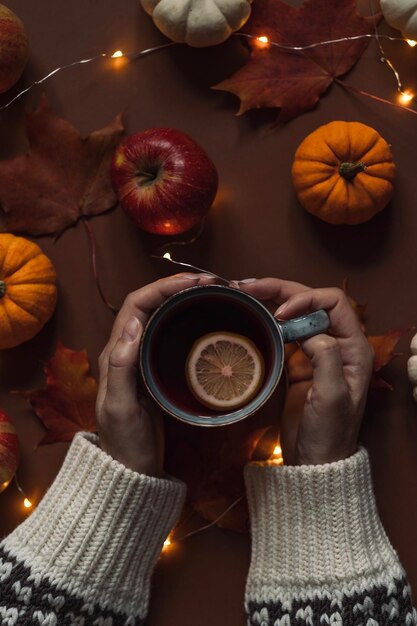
[1,432,186,623]
[244,448,416,625]
[1,439,415,625]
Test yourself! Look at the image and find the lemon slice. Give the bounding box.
[185,331,265,410]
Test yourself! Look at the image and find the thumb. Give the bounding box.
[106,317,143,405]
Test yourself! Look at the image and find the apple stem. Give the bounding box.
[136,170,157,186]
[0,280,6,298]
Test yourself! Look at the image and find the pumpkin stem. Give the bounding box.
[339,161,367,181]
[0,280,6,298]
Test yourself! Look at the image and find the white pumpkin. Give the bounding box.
[380,0,417,40]
[407,332,417,401]
[141,0,253,47]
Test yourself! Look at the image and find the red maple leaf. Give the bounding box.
[0,96,124,236]
[17,343,98,445]
[213,0,377,121]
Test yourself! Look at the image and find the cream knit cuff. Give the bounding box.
[244,448,405,601]
[2,432,186,621]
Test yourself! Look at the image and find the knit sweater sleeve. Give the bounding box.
[244,448,417,626]
[0,432,186,626]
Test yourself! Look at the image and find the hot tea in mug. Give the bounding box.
[139,285,329,427]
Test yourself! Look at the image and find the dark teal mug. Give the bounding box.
[139,284,329,427]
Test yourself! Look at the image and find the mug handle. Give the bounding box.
[277,309,330,343]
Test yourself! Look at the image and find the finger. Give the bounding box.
[101,273,216,370]
[302,335,347,398]
[101,317,143,417]
[274,288,364,340]
[234,277,310,306]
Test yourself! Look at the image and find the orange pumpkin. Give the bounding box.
[0,234,57,349]
[291,121,396,225]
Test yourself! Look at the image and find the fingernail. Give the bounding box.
[198,273,215,279]
[238,278,257,285]
[122,317,140,342]
[276,302,288,316]
[182,274,201,281]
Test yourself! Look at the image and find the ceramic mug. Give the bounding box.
[139,284,330,427]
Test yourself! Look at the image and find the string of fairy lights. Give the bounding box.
[0,31,416,114]
[4,12,416,529]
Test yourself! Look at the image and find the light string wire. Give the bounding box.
[368,0,414,101]
[152,250,230,284]
[174,494,245,542]
[14,474,33,509]
[150,217,231,283]
[0,42,176,112]
[0,32,416,113]
[237,31,411,50]
[165,440,283,549]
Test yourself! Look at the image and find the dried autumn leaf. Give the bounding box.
[165,420,268,533]
[368,331,405,372]
[0,96,124,236]
[17,342,97,445]
[165,380,285,533]
[213,0,377,121]
[368,331,408,389]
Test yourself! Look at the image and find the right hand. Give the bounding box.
[236,278,375,465]
[96,273,216,476]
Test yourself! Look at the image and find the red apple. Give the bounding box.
[0,408,19,493]
[0,4,29,94]
[111,127,218,235]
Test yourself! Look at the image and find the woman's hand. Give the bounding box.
[96,273,215,476]
[236,278,375,465]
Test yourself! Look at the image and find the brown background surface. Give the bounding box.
[0,1,417,624]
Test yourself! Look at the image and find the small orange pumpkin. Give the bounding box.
[0,233,57,349]
[291,121,396,225]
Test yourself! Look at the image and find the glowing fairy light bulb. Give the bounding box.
[23,498,33,509]
[163,537,172,551]
[253,35,270,49]
[399,90,414,104]
[273,444,282,457]
[271,442,283,464]
[111,50,123,58]
[406,39,417,47]
[163,252,172,260]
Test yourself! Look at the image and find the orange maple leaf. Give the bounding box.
[18,343,98,445]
